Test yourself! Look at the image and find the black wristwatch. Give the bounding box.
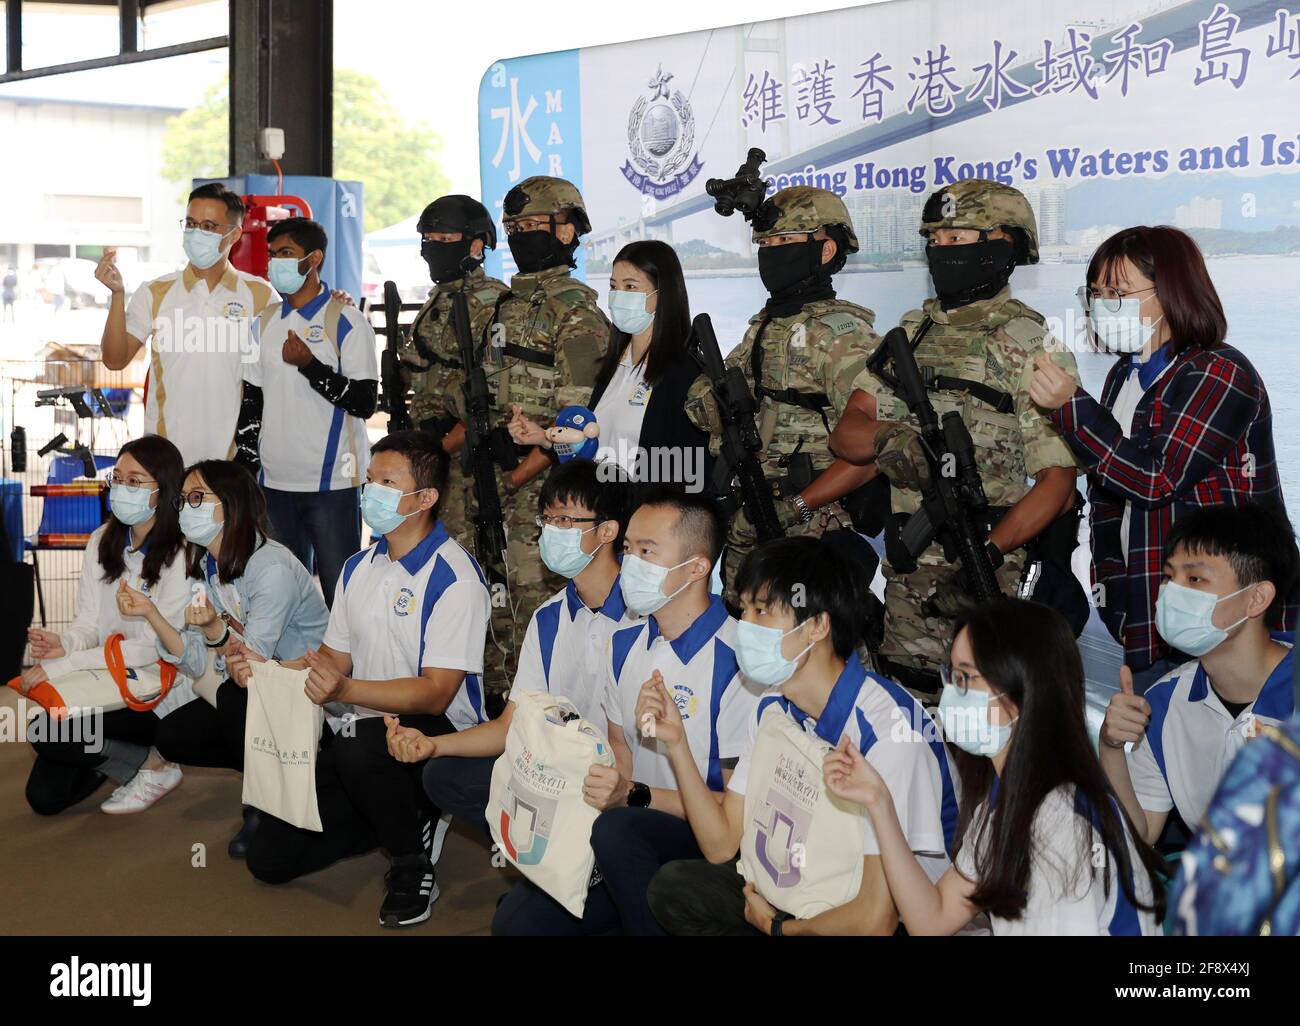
[985,540,1004,570]
[627,781,651,808]
[770,911,793,937]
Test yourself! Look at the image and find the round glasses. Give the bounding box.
[172,489,221,511]
[940,664,987,696]
[1076,285,1156,314]
[107,472,156,490]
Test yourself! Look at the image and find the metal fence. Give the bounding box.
[1,353,143,640]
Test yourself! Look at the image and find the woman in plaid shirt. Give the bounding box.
[1029,226,1291,693]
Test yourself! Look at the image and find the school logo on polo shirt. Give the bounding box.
[668,682,698,720]
[222,300,247,319]
[393,586,416,617]
[305,324,325,342]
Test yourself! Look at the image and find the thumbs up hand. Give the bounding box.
[1101,666,1151,750]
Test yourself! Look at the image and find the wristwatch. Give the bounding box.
[985,540,1004,570]
[627,781,651,808]
[791,494,814,524]
[770,911,793,937]
[205,626,231,649]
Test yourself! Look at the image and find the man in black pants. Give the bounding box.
[244,431,490,928]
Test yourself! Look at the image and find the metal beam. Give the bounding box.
[0,34,226,84]
[119,0,139,55]
[5,0,22,75]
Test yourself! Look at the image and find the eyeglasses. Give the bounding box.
[172,489,221,511]
[535,514,599,530]
[940,664,988,696]
[181,218,234,234]
[504,217,563,235]
[107,472,156,489]
[1077,285,1156,314]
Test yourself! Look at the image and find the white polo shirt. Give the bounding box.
[956,783,1159,935]
[1128,636,1295,828]
[508,573,641,725]
[730,652,958,883]
[243,283,378,493]
[604,595,761,791]
[325,521,490,731]
[125,263,276,465]
[592,348,652,477]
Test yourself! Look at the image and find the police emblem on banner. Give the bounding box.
[621,65,703,200]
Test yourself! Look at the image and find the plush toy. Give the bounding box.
[546,405,601,462]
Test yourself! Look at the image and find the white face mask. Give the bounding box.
[1089,296,1163,354]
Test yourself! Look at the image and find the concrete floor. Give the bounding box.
[0,689,511,936]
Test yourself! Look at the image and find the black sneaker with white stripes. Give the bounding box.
[379,853,439,928]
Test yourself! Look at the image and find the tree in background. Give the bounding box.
[161,68,447,234]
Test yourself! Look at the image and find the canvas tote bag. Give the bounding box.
[488,689,615,917]
[242,661,324,831]
[7,633,176,718]
[738,704,867,918]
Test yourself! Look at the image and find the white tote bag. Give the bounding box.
[7,633,176,718]
[738,705,866,918]
[488,689,615,917]
[242,661,324,832]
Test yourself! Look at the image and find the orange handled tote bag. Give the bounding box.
[7,633,176,718]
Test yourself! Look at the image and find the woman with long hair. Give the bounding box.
[1028,225,1290,692]
[121,459,328,855]
[825,597,1167,935]
[21,434,194,816]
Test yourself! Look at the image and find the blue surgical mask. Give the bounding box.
[937,685,1016,758]
[268,256,309,295]
[361,482,423,536]
[619,553,694,616]
[182,227,233,271]
[608,289,656,335]
[109,483,157,527]
[179,502,223,546]
[736,619,812,687]
[1155,581,1252,657]
[540,524,601,579]
[1089,296,1163,355]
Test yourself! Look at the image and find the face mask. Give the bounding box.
[361,482,424,536]
[620,553,695,616]
[1155,581,1252,656]
[508,230,575,274]
[937,684,1017,758]
[179,503,223,546]
[926,238,1016,308]
[608,289,657,335]
[540,524,602,579]
[757,238,823,296]
[421,238,475,284]
[109,483,157,527]
[183,226,234,271]
[736,620,813,687]
[1089,297,1164,355]
[268,255,311,295]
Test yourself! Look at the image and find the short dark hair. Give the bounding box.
[633,484,722,564]
[539,460,631,549]
[1087,225,1227,354]
[370,430,449,516]
[188,182,246,224]
[1164,502,1299,628]
[735,537,865,660]
[267,216,328,260]
[184,460,272,583]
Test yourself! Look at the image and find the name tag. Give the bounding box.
[627,380,652,407]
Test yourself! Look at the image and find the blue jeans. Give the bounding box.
[263,486,360,608]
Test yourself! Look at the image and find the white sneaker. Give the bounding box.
[100,763,183,814]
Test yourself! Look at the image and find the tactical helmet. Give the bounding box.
[417,194,497,249]
[919,179,1039,265]
[751,186,860,254]
[502,176,592,236]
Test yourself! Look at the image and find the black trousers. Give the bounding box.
[491,806,705,936]
[246,713,455,884]
[421,755,495,840]
[25,707,160,816]
[154,679,248,771]
[648,858,761,936]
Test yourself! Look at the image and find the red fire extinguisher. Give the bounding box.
[226,194,314,279]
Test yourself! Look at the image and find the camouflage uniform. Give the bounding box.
[400,265,509,554]
[857,180,1082,681]
[684,186,881,603]
[469,177,610,696]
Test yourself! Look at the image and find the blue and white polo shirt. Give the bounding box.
[324,520,490,731]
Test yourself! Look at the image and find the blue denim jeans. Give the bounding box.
[263,486,360,608]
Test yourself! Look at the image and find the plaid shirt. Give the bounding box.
[1048,343,1292,669]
